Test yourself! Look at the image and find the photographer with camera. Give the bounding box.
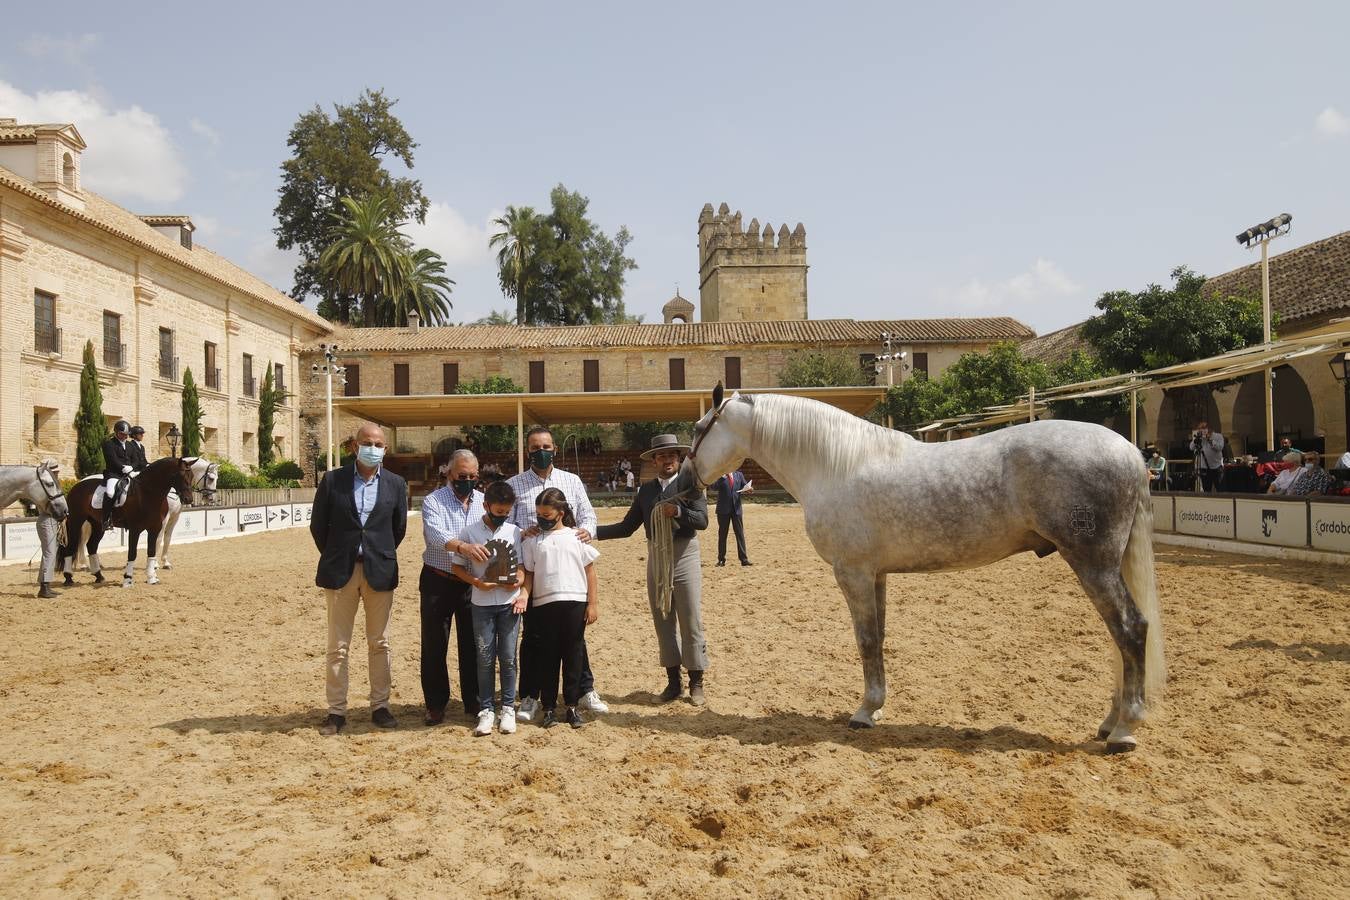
[1190,420,1226,493]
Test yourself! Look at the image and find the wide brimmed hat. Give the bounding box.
[640,433,691,460]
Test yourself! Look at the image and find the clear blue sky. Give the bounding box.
[3,2,1347,332]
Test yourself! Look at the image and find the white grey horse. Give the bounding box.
[0,460,69,521]
[678,385,1165,753]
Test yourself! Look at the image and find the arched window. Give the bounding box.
[62,153,75,189]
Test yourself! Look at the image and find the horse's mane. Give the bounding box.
[750,393,903,474]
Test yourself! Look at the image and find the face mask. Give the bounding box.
[357,445,385,467]
[529,449,554,471]
[487,513,509,529]
[451,478,476,498]
[537,517,560,531]
[1305,462,1316,470]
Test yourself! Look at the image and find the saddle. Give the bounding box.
[93,478,131,512]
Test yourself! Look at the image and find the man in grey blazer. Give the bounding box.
[310,423,408,735]
[597,434,710,706]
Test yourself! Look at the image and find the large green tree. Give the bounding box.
[181,369,203,458]
[73,340,106,476]
[1080,266,1266,372]
[490,185,637,325]
[257,362,278,468]
[455,376,523,452]
[274,88,429,307]
[778,349,870,388]
[1044,349,1130,424]
[883,342,1049,428]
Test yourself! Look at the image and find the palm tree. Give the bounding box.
[472,308,515,325]
[388,247,454,326]
[319,195,409,325]
[489,205,538,326]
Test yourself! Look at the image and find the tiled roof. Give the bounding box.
[1019,321,1092,366]
[0,123,39,142]
[312,317,1034,353]
[1203,229,1350,325]
[139,215,195,228]
[0,165,331,333]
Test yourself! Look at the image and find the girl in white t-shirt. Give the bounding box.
[521,488,599,728]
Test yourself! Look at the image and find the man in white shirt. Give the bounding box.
[1190,421,1226,493]
[507,426,607,719]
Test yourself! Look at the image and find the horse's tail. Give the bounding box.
[1123,471,1165,709]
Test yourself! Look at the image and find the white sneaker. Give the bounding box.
[499,708,517,734]
[518,697,539,723]
[579,690,609,714]
[473,709,494,736]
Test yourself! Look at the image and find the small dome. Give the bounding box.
[662,292,696,324]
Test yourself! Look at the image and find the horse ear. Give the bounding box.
[712,381,724,410]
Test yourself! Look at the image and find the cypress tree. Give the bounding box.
[257,361,277,468]
[73,340,106,477]
[181,368,203,458]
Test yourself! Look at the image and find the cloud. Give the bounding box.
[952,258,1081,312]
[22,33,100,66]
[189,117,221,147]
[0,80,188,205]
[1314,106,1349,136]
[402,202,499,267]
[242,240,302,297]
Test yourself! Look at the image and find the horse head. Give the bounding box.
[180,457,219,505]
[681,381,754,494]
[32,459,69,522]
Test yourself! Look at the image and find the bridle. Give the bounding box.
[188,461,219,503]
[34,462,64,504]
[686,400,729,489]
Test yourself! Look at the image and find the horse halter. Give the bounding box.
[35,463,63,501]
[186,461,218,503]
[686,401,730,489]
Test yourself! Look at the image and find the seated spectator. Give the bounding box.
[1267,452,1303,494]
[1147,450,1167,490]
[1337,449,1350,471]
[1288,451,1334,496]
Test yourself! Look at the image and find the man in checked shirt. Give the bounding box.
[508,426,609,722]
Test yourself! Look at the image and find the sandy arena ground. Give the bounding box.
[1,505,1346,897]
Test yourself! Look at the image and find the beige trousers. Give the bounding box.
[325,566,394,715]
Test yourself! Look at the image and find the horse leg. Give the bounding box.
[160,511,176,569]
[834,565,887,728]
[123,530,140,588]
[1064,555,1148,753]
[87,524,106,583]
[146,531,160,585]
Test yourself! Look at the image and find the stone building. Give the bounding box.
[698,202,808,322]
[0,117,332,477]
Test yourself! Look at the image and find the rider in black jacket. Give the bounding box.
[127,425,149,471]
[102,420,135,527]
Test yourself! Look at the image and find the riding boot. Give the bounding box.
[37,582,56,599]
[659,666,682,703]
[688,669,706,707]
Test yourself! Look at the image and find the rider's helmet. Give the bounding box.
[113,420,131,436]
[129,425,145,438]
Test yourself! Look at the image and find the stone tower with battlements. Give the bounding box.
[698,202,808,322]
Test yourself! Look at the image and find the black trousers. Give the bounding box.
[532,602,588,710]
[419,565,477,715]
[1198,467,1223,493]
[519,599,595,700]
[717,512,749,563]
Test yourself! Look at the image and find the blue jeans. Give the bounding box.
[471,603,520,713]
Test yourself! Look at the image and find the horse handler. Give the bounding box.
[310,423,408,736]
[596,434,709,705]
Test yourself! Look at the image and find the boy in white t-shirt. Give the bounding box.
[451,481,527,736]
[521,487,600,729]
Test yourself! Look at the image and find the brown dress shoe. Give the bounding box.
[424,707,445,726]
[372,707,398,729]
[320,714,346,736]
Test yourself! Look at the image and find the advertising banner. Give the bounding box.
[172,509,208,543]
[237,507,266,533]
[291,503,313,529]
[1235,499,1308,548]
[1174,496,1235,539]
[1151,496,1174,533]
[1309,502,1350,553]
[206,508,237,536]
[3,521,40,560]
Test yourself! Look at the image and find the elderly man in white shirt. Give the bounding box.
[1267,452,1303,495]
[508,426,607,720]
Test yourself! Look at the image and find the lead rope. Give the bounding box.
[650,498,676,617]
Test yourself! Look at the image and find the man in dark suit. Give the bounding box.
[127,425,149,471]
[713,469,752,566]
[101,420,135,529]
[310,423,408,735]
[596,434,710,706]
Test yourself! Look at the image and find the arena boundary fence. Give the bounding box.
[1150,491,1350,564]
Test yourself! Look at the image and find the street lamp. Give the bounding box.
[1235,212,1292,453]
[167,424,181,457]
[311,343,347,470]
[875,332,910,429]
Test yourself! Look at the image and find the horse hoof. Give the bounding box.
[148,577,160,586]
[847,715,876,729]
[63,575,74,586]
[93,573,105,583]
[121,578,133,589]
[1096,727,1111,741]
[162,562,172,570]
[1105,739,1137,755]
